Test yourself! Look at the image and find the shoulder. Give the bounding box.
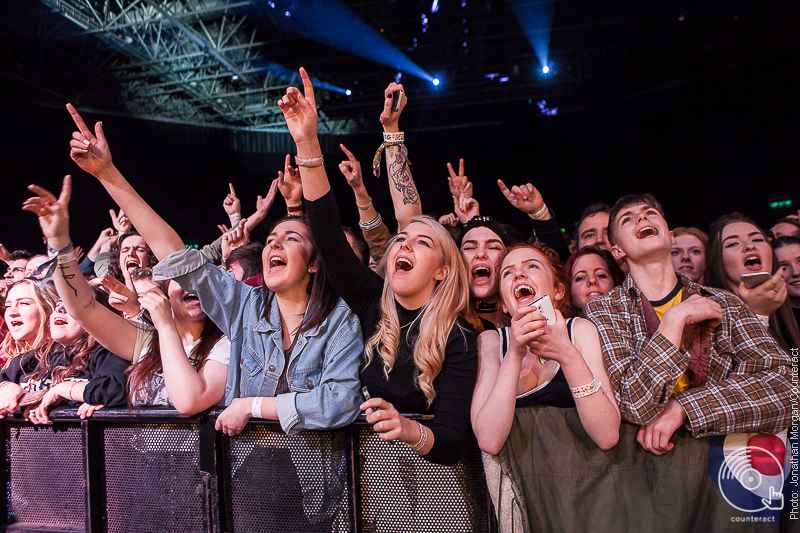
[572,316,600,339]
[477,329,502,360]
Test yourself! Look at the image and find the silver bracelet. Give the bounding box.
[251,397,263,418]
[408,421,428,452]
[358,213,383,231]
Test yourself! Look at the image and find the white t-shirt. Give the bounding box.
[131,328,230,407]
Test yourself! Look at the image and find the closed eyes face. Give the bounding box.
[50,300,85,345]
[670,234,706,282]
[499,247,562,314]
[262,220,315,294]
[720,222,773,291]
[3,283,43,344]
[119,235,150,272]
[570,253,613,309]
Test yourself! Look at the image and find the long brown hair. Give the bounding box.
[1,278,57,361]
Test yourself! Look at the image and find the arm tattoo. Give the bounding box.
[386,145,420,206]
[58,264,79,298]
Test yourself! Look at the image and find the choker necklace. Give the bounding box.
[475,302,498,313]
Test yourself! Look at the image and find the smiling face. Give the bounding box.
[50,300,85,345]
[577,212,610,251]
[776,243,800,305]
[119,235,151,275]
[671,234,706,283]
[569,253,614,309]
[720,222,773,291]
[386,221,448,310]
[3,282,44,344]
[460,227,506,301]
[499,247,565,316]
[262,220,315,296]
[611,203,672,263]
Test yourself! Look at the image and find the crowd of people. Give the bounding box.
[1,69,798,531]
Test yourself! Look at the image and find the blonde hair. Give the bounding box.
[364,216,470,406]
[2,278,57,361]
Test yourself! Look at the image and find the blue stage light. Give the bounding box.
[433,78,440,86]
[431,0,439,14]
[284,11,291,17]
[345,89,352,96]
[507,0,553,77]
[542,65,549,74]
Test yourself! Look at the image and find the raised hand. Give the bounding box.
[22,176,72,248]
[439,213,458,227]
[276,67,318,146]
[453,195,480,224]
[339,144,364,191]
[0,244,10,263]
[222,220,250,262]
[379,82,406,133]
[67,104,113,177]
[277,154,303,208]
[447,159,473,199]
[138,287,174,330]
[223,183,241,216]
[498,180,547,218]
[99,275,140,317]
[255,179,279,218]
[109,208,132,233]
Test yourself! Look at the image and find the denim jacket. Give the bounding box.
[153,248,363,434]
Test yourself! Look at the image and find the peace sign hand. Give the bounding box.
[447,159,473,199]
[66,104,113,177]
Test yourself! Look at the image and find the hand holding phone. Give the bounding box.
[529,295,556,324]
[392,89,404,113]
[741,272,772,289]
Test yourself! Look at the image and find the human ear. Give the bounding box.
[670,231,676,246]
[307,261,317,274]
[553,282,566,304]
[611,245,626,261]
[433,265,449,282]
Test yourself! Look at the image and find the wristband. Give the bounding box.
[529,204,550,220]
[570,377,601,398]
[383,131,404,143]
[287,204,303,216]
[47,242,74,256]
[228,213,242,227]
[57,250,77,265]
[295,155,324,168]
[408,421,428,452]
[251,397,263,418]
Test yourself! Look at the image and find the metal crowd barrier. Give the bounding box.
[0,407,494,533]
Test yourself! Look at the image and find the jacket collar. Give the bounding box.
[253,296,328,337]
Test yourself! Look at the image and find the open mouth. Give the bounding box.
[471,265,491,285]
[635,226,659,238]
[183,293,200,303]
[743,254,762,270]
[53,317,68,326]
[585,291,603,300]
[125,259,140,270]
[513,284,536,304]
[395,257,414,272]
[268,256,287,272]
[10,320,23,328]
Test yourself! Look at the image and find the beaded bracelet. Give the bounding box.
[383,131,404,143]
[570,377,601,398]
[358,213,383,231]
[408,421,428,452]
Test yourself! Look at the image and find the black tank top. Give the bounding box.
[498,317,577,409]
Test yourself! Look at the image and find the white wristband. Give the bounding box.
[251,397,263,418]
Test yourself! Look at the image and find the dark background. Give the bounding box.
[1,2,797,256]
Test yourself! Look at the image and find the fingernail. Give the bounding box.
[83,139,91,146]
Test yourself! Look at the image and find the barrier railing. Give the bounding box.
[1,407,494,533]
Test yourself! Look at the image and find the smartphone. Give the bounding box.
[529,295,556,325]
[741,271,771,289]
[392,89,403,112]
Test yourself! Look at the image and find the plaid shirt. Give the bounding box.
[585,274,793,437]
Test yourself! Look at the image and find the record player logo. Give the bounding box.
[712,432,787,514]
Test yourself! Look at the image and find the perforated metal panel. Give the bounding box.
[104,424,204,533]
[6,424,85,528]
[226,426,351,533]
[358,428,490,533]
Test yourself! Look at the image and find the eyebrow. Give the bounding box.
[722,231,762,243]
[461,238,504,246]
[501,258,542,273]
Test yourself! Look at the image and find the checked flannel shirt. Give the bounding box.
[585,273,793,437]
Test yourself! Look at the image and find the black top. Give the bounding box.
[0,344,129,407]
[306,190,479,466]
[530,212,570,263]
[497,319,576,409]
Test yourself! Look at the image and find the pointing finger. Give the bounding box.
[66,104,94,140]
[298,67,316,111]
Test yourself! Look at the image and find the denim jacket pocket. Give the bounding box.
[291,363,323,393]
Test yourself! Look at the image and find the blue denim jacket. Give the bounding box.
[153,249,363,434]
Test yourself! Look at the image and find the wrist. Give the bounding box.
[382,123,400,133]
[295,139,322,159]
[47,238,73,252]
[95,163,119,182]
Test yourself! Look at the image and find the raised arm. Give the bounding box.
[379,83,421,230]
[498,180,569,260]
[22,177,139,361]
[66,104,184,260]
